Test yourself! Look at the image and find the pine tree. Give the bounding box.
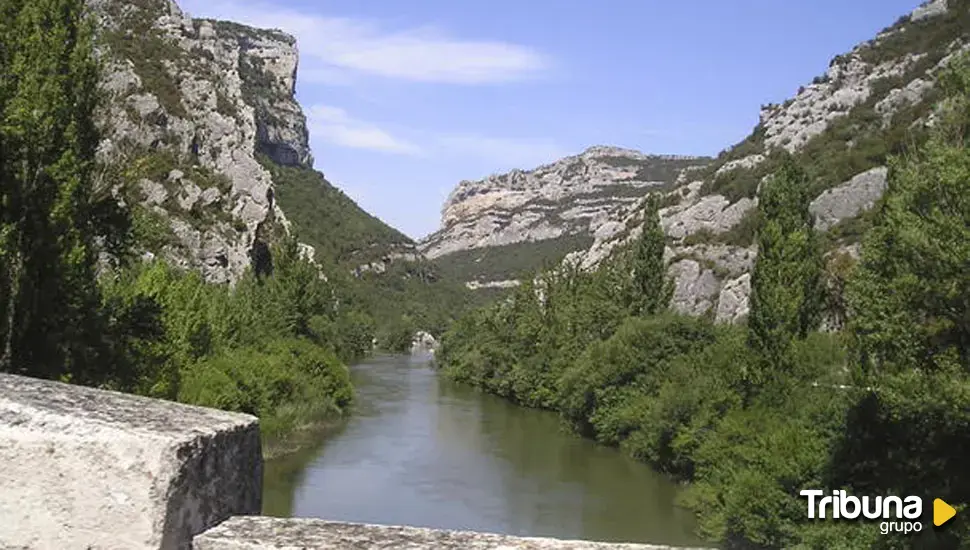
[746,155,823,387]
[0,0,115,382]
[628,193,673,316]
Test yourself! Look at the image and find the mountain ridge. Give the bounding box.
[426,0,966,323]
[419,145,710,284]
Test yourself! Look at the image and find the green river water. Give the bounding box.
[262,353,707,547]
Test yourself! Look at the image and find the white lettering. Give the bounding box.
[820,495,834,519]
[841,492,861,519]
[802,488,924,530]
[800,490,823,519]
[903,496,922,519]
[863,496,883,519]
[884,496,904,519]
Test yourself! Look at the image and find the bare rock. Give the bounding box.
[911,0,948,21]
[199,187,223,207]
[178,182,203,211]
[669,260,721,317]
[714,154,765,177]
[91,0,312,283]
[810,166,889,231]
[662,195,756,240]
[193,517,713,550]
[466,279,522,290]
[410,331,439,355]
[420,148,709,262]
[140,179,169,206]
[681,244,757,277]
[876,78,934,124]
[0,373,261,550]
[715,274,751,324]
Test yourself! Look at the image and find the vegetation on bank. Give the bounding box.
[438,53,970,549]
[264,157,484,350]
[0,0,368,449]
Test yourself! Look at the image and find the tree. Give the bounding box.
[834,53,970,550]
[746,155,823,391]
[847,53,970,378]
[0,0,120,383]
[628,193,673,316]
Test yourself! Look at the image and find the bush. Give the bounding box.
[179,338,352,440]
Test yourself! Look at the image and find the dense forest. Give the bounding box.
[438,52,970,549]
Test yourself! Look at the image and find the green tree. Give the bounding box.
[833,54,970,549]
[847,55,970,379]
[746,155,823,392]
[0,0,122,383]
[628,193,673,316]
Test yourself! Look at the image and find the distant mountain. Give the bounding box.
[427,0,967,326]
[419,146,709,286]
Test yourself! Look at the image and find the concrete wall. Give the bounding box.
[0,373,711,550]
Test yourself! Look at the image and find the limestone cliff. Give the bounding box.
[570,0,967,325]
[431,0,967,324]
[89,0,319,283]
[419,147,709,285]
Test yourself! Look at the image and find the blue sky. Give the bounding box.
[178,0,922,239]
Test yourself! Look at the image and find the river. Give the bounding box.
[262,353,707,547]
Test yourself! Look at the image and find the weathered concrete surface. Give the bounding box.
[0,373,262,550]
[194,517,715,550]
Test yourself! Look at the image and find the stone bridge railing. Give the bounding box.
[0,373,713,550]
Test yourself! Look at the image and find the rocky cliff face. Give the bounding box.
[565,0,967,324]
[89,0,314,283]
[419,147,709,284]
[427,0,966,322]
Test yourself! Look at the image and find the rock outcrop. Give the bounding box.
[0,373,261,550]
[810,166,889,231]
[557,0,965,324]
[90,0,314,283]
[410,331,439,355]
[420,147,709,284]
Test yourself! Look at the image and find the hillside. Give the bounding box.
[426,0,966,322]
[567,0,965,324]
[419,147,709,286]
[90,0,408,274]
[435,2,970,547]
[86,0,473,341]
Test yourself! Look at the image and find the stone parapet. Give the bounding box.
[0,373,262,550]
[193,517,715,550]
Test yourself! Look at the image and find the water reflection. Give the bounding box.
[262,354,705,546]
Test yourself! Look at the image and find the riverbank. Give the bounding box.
[261,354,706,547]
[261,410,349,461]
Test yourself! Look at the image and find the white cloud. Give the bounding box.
[435,134,569,170]
[307,105,421,155]
[304,105,566,167]
[178,0,552,85]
